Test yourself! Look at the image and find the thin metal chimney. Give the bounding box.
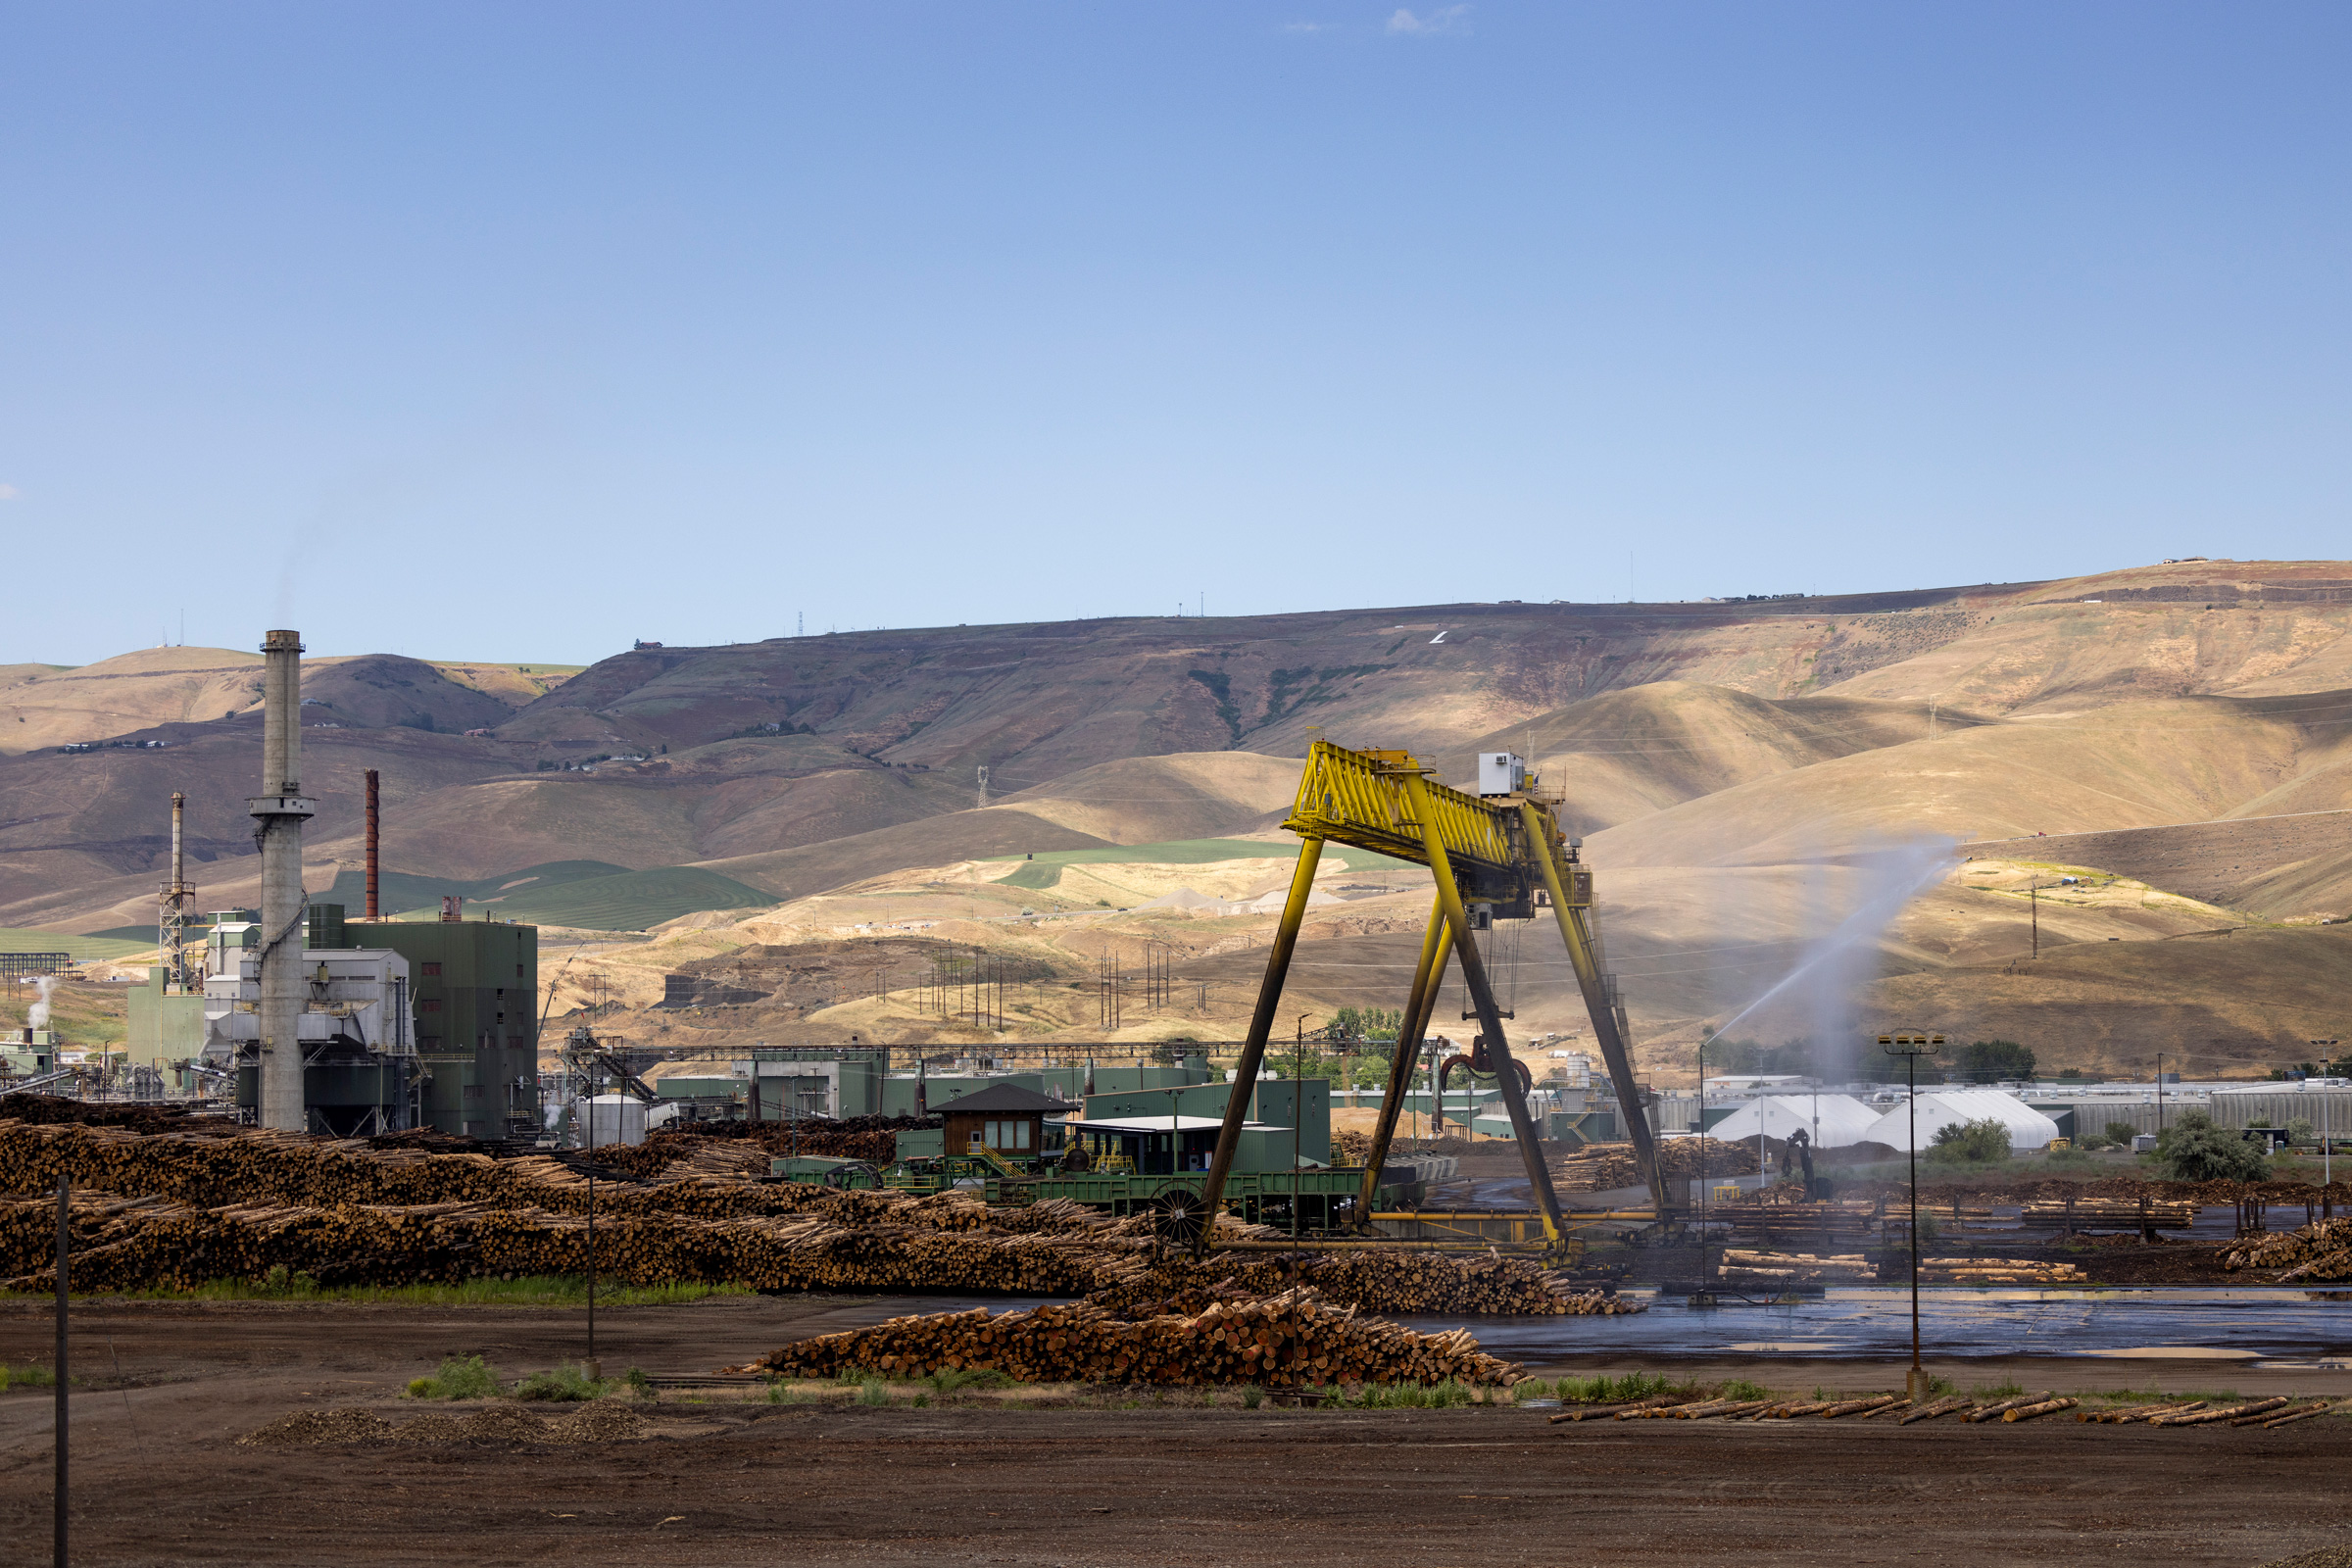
[365,768,380,920]
[159,791,195,991]
[250,630,314,1132]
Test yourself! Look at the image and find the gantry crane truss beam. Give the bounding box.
[1193,743,1671,1254]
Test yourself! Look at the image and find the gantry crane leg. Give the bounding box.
[1193,838,1326,1253]
[1520,803,1674,1222]
[1406,775,1567,1248]
[1354,895,1449,1225]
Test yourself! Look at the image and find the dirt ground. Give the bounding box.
[2,1295,2348,1566]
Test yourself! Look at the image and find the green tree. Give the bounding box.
[2289,1117,2317,1147]
[2154,1110,2271,1182]
[1330,1005,1402,1043]
[1952,1040,2035,1083]
[1926,1117,2012,1165]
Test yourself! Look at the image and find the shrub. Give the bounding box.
[514,1363,607,1401]
[1926,1118,2012,1165]
[2156,1111,2271,1182]
[925,1368,1012,1397]
[1241,1386,1264,1409]
[858,1379,889,1406]
[2105,1121,2137,1146]
[1953,1040,2035,1083]
[2288,1117,2316,1147]
[407,1354,500,1400]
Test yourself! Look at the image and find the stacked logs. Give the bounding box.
[1914,1256,2085,1284]
[2225,1216,2352,1279]
[1551,1139,1759,1193]
[2020,1198,2197,1231]
[731,1289,1523,1389]
[0,1123,1633,1315]
[1716,1249,1876,1284]
[1728,1200,1882,1245]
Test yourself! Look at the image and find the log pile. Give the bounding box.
[730,1289,1524,1389]
[1728,1200,1882,1244]
[2020,1198,2196,1231]
[1552,1139,1758,1193]
[2224,1216,2352,1275]
[1914,1256,2086,1284]
[1716,1249,1876,1284]
[0,1118,1637,1316]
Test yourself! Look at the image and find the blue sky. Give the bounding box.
[4,2,2347,665]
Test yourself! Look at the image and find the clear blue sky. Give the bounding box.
[5,3,2347,665]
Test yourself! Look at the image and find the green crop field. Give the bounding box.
[989,837,1414,888]
[0,926,152,960]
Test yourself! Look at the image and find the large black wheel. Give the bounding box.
[1151,1188,1207,1247]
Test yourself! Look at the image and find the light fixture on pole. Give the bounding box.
[1881,1031,1944,1405]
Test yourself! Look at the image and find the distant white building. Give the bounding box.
[1709,1094,1882,1149]
[1863,1089,2061,1152]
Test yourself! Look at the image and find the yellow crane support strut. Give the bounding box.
[1192,741,1673,1256]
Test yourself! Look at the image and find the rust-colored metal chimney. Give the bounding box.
[365,768,380,920]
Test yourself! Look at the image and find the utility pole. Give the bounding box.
[2314,1041,2341,1187]
[1881,1032,1944,1404]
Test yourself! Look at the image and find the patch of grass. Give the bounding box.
[514,1363,611,1401]
[1719,1379,1772,1402]
[114,1274,749,1308]
[858,1378,890,1407]
[1969,1379,2025,1400]
[1,1362,58,1392]
[406,1354,500,1400]
[1241,1386,1265,1409]
[1553,1372,1688,1405]
[910,1393,929,1407]
[1343,1381,1478,1409]
[924,1367,1013,1397]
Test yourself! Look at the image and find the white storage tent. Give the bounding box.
[1862,1089,2060,1152]
[1708,1094,1883,1149]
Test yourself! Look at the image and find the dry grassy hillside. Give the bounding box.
[8,564,2352,1077]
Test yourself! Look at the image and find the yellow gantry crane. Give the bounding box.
[1194,742,1671,1253]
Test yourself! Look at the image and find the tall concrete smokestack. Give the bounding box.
[251,629,314,1131]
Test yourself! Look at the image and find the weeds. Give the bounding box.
[858,1379,890,1407]
[1719,1379,1772,1402]
[406,1354,500,1400]
[514,1363,609,1401]
[1,1362,58,1392]
[925,1368,1013,1397]
[1552,1372,1687,1405]
[1970,1379,2025,1400]
[1241,1386,1265,1409]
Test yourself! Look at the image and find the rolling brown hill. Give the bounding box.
[6,560,2351,1077]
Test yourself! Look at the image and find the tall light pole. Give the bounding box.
[2313,1041,2341,1187]
[1881,1031,1944,1404]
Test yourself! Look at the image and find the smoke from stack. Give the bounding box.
[27,974,56,1031]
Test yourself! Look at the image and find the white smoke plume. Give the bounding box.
[27,974,58,1030]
